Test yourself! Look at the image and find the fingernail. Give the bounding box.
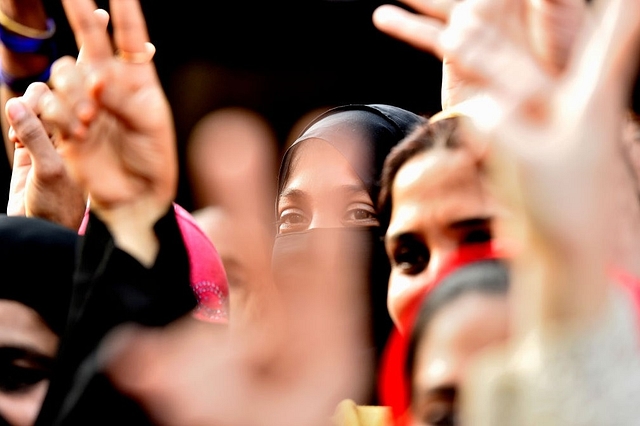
[6,101,26,121]
[374,6,401,26]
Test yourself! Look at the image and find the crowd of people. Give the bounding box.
[0,0,639,425]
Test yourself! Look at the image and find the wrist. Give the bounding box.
[90,197,172,267]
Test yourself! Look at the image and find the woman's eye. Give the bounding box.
[283,213,305,224]
[422,401,456,426]
[0,348,53,394]
[277,210,309,234]
[0,365,50,393]
[343,207,379,226]
[392,239,429,275]
[461,228,492,245]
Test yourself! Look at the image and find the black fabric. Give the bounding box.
[271,226,392,405]
[35,208,197,426]
[0,215,77,336]
[277,104,427,206]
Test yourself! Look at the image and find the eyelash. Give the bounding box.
[461,228,492,244]
[343,206,378,223]
[0,365,50,393]
[392,239,430,275]
[0,349,53,394]
[277,209,309,234]
[277,204,378,233]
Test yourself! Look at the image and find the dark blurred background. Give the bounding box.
[0,0,441,213]
[0,1,637,212]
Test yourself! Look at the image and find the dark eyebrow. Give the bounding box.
[449,217,492,230]
[277,188,308,213]
[278,184,369,208]
[385,231,423,249]
[280,184,365,197]
[278,188,306,201]
[386,217,491,248]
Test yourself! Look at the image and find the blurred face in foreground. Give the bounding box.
[0,300,57,426]
[410,292,509,426]
[385,143,497,329]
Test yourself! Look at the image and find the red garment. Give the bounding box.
[78,203,229,323]
[377,242,508,426]
[378,253,640,426]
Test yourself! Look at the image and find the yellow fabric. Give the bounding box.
[332,399,392,426]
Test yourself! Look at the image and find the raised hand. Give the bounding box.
[3,8,121,232]
[42,0,175,211]
[462,0,640,332]
[31,0,176,264]
[458,1,640,422]
[6,82,87,230]
[372,0,588,109]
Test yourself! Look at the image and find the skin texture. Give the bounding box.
[371,0,586,109]
[385,145,497,330]
[6,82,87,230]
[410,293,510,426]
[277,139,379,234]
[0,300,57,426]
[0,0,94,230]
[8,0,178,266]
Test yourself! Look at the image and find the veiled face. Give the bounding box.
[385,146,497,330]
[410,293,509,426]
[276,139,379,234]
[0,300,58,426]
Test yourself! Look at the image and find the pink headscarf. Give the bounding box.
[78,203,229,324]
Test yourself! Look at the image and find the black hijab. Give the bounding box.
[0,215,77,426]
[277,104,426,206]
[0,215,77,336]
[273,104,426,405]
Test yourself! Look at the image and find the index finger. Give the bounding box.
[110,0,151,55]
[61,0,113,62]
[397,0,457,22]
[373,4,446,58]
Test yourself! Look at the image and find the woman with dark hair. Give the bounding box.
[377,115,498,331]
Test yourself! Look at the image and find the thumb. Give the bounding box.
[5,98,61,174]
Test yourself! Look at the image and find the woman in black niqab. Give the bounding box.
[272,104,426,405]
